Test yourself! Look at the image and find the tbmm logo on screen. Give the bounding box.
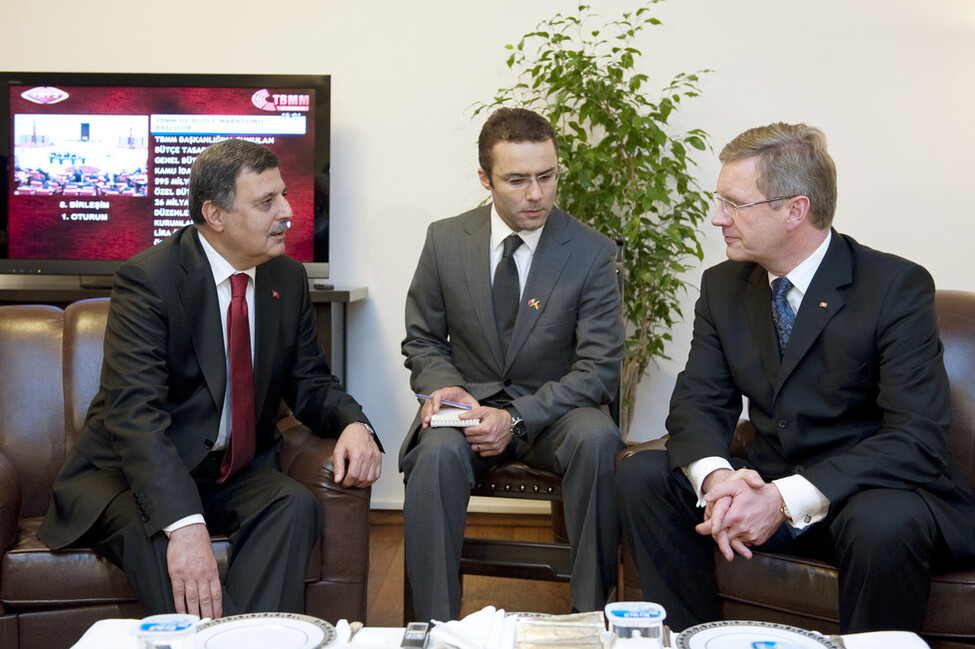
[251,89,310,112]
[21,86,70,105]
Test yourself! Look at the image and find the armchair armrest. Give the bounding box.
[615,436,668,468]
[0,451,22,552]
[278,417,371,586]
[614,418,753,470]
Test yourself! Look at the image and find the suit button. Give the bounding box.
[204,439,215,449]
[503,379,512,387]
[777,419,788,429]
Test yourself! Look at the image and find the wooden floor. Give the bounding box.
[366,510,571,627]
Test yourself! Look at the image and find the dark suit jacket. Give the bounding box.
[665,230,975,555]
[399,204,624,463]
[39,225,375,548]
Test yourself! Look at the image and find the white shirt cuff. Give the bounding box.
[684,456,734,507]
[163,514,206,538]
[772,474,830,530]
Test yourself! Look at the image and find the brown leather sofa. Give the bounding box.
[617,289,975,649]
[0,298,371,649]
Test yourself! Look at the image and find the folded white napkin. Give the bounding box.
[840,631,930,649]
[429,605,512,649]
[70,619,140,649]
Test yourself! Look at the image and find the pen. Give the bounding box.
[413,393,473,410]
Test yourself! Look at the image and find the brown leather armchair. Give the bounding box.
[0,298,371,649]
[617,289,975,649]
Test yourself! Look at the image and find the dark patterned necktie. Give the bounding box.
[493,234,523,351]
[219,273,256,483]
[771,276,795,355]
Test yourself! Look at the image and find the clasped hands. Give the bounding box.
[697,468,787,561]
[419,386,513,457]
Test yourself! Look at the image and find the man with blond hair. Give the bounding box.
[617,122,975,633]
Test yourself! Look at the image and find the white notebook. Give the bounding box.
[430,406,480,427]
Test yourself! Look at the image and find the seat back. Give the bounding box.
[63,298,110,447]
[0,305,67,518]
[936,290,975,491]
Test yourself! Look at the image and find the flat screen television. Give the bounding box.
[0,71,330,287]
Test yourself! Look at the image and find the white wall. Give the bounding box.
[5,0,973,509]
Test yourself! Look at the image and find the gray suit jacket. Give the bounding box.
[400,204,624,464]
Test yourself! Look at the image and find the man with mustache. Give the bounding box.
[39,138,382,618]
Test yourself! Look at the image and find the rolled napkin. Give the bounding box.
[335,619,352,645]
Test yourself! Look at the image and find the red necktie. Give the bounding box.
[219,273,256,482]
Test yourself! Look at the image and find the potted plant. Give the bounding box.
[474,2,712,433]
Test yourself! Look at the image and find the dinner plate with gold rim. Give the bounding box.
[194,612,336,649]
[675,620,840,649]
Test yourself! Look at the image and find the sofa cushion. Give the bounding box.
[1,518,323,607]
[0,518,228,607]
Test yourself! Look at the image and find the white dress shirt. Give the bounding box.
[490,205,543,295]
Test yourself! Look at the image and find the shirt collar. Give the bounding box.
[490,204,543,255]
[769,230,832,296]
[197,228,256,286]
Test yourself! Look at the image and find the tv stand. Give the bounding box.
[79,275,116,289]
[0,282,368,384]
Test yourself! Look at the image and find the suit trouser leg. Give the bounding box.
[92,464,320,616]
[200,465,322,614]
[402,425,487,621]
[517,407,625,611]
[615,449,720,632]
[826,488,937,633]
[92,489,207,615]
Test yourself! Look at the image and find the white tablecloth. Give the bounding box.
[70,616,930,649]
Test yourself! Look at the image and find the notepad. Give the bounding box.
[430,407,480,428]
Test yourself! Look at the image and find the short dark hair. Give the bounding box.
[720,122,837,229]
[188,138,280,224]
[478,107,558,178]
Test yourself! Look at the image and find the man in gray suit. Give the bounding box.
[400,107,626,621]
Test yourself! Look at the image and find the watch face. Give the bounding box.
[511,418,527,437]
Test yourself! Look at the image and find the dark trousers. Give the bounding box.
[402,406,625,621]
[90,451,321,615]
[615,449,944,634]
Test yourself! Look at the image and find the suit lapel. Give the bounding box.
[775,231,852,393]
[176,227,225,412]
[505,209,571,371]
[460,207,506,370]
[253,263,282,424]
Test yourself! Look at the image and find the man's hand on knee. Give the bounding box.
[167,523,223,619]
[334,422,382,487]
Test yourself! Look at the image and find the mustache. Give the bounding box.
[269,220,292,235]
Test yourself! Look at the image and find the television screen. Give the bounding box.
[0,72,330,281]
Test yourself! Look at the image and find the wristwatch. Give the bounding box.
[507,409,527,438]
